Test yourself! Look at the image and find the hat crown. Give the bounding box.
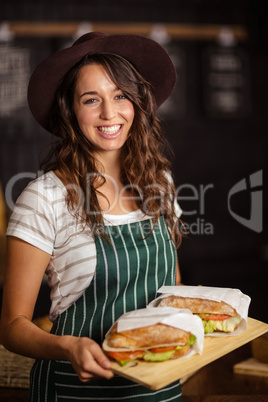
[28,31,176,132]
[72,31,107,47]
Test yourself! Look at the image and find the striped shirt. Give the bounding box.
[7,171,181,321]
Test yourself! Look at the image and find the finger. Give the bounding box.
[79,373,95,383]
[81,358,114,381]
[79,374,102,383]
[87,341,112,370]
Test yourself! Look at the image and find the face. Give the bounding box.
[73,63,135,156]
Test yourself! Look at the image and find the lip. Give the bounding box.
[96,125,123,139]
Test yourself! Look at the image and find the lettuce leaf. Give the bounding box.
[200,315,241,333]
[143,350,175,362]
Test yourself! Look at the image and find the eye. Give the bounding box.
[115,92,127,100]
[83,98,98,105]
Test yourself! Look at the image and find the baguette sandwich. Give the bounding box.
[158,296,241,334]
[103,322,196,366]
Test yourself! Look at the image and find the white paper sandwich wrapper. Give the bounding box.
[148,285,251,337]
[104,307,204,357]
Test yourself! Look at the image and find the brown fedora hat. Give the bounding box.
[27,32,176,132]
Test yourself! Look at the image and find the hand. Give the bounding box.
[64,336,114,382]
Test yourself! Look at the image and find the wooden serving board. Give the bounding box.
[110,317,268,390]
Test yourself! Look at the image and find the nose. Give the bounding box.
[100,100,116,120]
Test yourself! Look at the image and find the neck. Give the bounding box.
[94,150,122,181]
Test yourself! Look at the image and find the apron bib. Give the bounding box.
[29,217,182,401]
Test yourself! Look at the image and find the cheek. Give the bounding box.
[125,104,135,123]
[76,110,96,129]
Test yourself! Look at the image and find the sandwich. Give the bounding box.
[157,296,242,334]
[103,321,196,366]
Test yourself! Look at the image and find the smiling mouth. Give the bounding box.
[98,125,122,134]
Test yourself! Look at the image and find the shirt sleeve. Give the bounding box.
[174,197,183,219]
[6,178,56,255]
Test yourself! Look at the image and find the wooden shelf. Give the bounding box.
[6,22,248,41]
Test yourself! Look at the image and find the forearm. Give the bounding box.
[1,315,113,381]
[1,238,113,381]
[176,259,182,285]
[1,315,71,361]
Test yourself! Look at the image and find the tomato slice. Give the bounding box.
[149,345,176,354]
[199,313,232,321]
[108,350,144,361]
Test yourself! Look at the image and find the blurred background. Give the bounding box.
[0,0,267,322]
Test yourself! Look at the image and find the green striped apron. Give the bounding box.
[28,216,182,401]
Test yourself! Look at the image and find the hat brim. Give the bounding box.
[28,32,176,132]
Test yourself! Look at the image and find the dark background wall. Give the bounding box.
[0,0,267,322]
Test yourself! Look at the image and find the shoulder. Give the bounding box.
[9,171,67,220]
[17,171,65,204]
[23,171,65,195]
[6,172,65,253]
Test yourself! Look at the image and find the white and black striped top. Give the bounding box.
[7,171,181,322]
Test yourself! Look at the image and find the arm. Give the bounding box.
[175,258,183,285]
[0,237,113,382]
[172,231,182,286]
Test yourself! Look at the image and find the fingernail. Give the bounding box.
[103,360,111,369]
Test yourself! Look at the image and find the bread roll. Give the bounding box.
[158,296,237,316]
[106,323,191,348]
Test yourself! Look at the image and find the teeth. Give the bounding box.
[99,125,121,134]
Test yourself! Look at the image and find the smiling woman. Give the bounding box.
[0,32,183,402]
[48,50,180,231]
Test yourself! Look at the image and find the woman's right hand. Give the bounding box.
[0,237,113,383]
[63,335,114,382]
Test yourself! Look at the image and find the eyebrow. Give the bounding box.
[79,87,121,99]
[80,91,98,99]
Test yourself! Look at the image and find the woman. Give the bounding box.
[0,32,183,401]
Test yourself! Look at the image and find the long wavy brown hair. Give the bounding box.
[44,53,181,247]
